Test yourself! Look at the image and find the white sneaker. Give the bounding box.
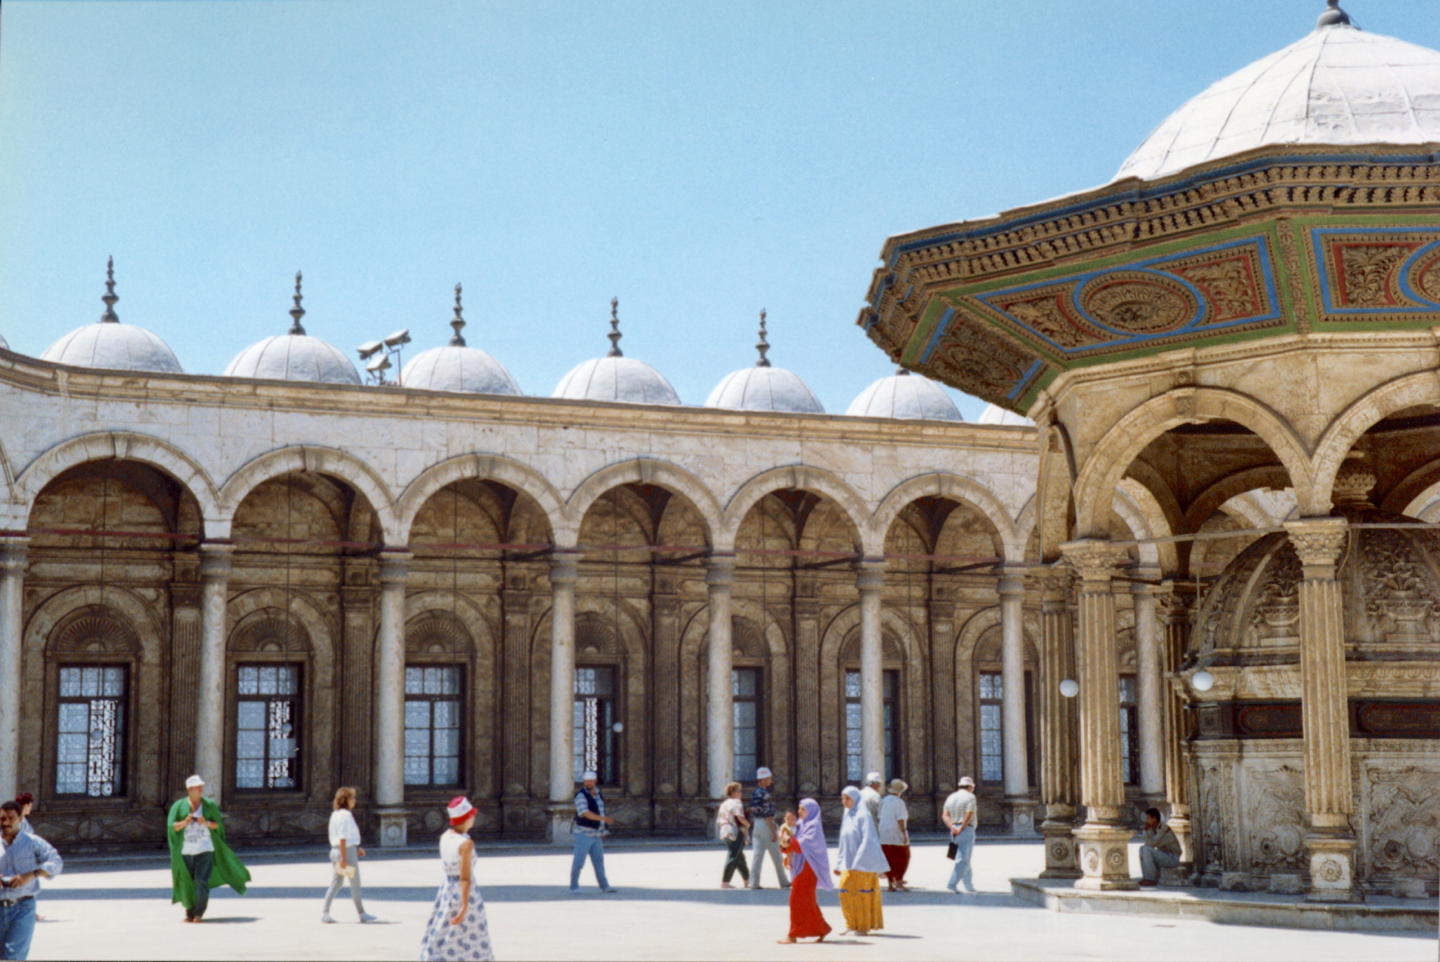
[359,913,378,923]
[321,914,336,924]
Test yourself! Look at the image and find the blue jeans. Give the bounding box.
[0,897,37,960]
[570,833,610,890]
[947,827,976,892]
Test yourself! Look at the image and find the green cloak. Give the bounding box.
[167,796,251,907]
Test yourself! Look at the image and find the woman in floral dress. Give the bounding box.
[419,797,494,961]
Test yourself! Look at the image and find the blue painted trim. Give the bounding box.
[1006,359,1043,400]
[919,307,954,364]
[1311,227,1440,314]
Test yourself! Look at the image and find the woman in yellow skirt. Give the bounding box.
[833,785,890,935]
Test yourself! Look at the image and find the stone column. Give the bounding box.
[1284,518,1357,902]
[1132,570,1165,803]
[1034,566,1080,878]
[705,555,736,800]
[547,551,580,843]
[998,566,1033,833]
[856,560,886,778]
[1158,582,1195,869]
[195,542,234,803]
[0,537,28,800]
[1060,539,1135,890]
[374,549,412,847]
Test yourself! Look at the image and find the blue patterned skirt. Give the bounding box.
[419,876,494,961]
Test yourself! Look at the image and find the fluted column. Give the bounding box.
[998,567,1033,833]
[547,551,580,842]
[1034,566,1079,877]
[195,542,234,803]
[1060,539,1135,890]
[0,537,28,800]
[1132,570,1165,802]
[375,549,412,846]
[856,560,886,778]
[1158,582,1195,869]
[1284,518,1357,902]
[705,555,736,800]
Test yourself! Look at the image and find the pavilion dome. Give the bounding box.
[846,370,960,421]
[401,285,522,395]
[1115,6,1440,182]
[978,403,1034,427]
[222,273,360,385]
[41,259,184,374]
[552,298,681,405]
[706,365,823,414]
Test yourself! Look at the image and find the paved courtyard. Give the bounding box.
[25,839,1437,961]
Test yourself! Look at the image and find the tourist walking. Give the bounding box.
[167,775,250,922]
[571,771,617,893]
[1137,808,1182,887]
[322,786,377,923]
[942,775,978,894]
[834,786,889,935]
[878,779,911,891]
[859,773,884,823]
[776,798,831,945]
[748,767,788,889]
[0,800,61,960]
[419,797,494,962]
[716,781,751,888]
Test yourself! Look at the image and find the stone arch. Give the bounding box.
[1182,465,1295,533]
[45,605,142,657]
[218,446,400,545]
[395,453,563,545]
[871,473,1020,561]
[402,590,498,649]
[565,459,720,548]
[721,464,874,554]
[1112,481,1165,569]
[24,583,166,651]
[15,432,222,535]
[1036,422,1078,561]
[1400,478,1440,521]
[1312,370,1440,512]
[1073,389,1313,535]
[1384,463,1440,517]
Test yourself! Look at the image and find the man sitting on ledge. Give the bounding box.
[1137,808,1182,888]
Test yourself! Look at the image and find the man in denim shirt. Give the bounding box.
[570,771,617,894]
[0,800,62,960]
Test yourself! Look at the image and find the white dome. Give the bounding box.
[0,334,8,350]
[553,355,680,405]
[978,403,1035,427]
[223,334,360,385]
[706,365,824,414]
[1116,18,1440,182]
[42,322,183,374]
[402,344,521,395]
[846,371,961,421]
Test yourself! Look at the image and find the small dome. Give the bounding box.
[401,284,522,395]
[846,371,960,421]
[706,365,824,414]
[553,355,679,405]
[222,272,360,385]
[0,334,9,350]
[978,403,1034,426]
[1116,12,1440,182]
[41,259,184,374]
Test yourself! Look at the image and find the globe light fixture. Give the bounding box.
[1059,678,1079,698]
[1191,669,1215,692]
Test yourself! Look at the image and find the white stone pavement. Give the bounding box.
[25,839,1438,961]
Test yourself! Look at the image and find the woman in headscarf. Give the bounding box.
[834,785,889,935]
[776,798,832,944]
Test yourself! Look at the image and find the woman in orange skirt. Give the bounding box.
[834,785,888,935]
[777,798,832,944]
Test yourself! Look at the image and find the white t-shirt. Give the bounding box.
[329,808,362,848]
[878,794,909,845]
[181,803,214,856]
[943,789,978,831]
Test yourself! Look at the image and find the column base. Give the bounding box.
[1039,817,1080,879]
[1005,797,1037,835]
[1306,834,1360,902]
[375,806,409,847]
[1073,823,1137,890]
[548,805,577,846]
[1167,810,1194,881]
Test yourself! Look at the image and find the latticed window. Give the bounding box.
[235,664,301,790]
[732,667,762,779]
[405,665,463,787]
[844,669,899,783]
[978,672,1004,784]
[1119,675,1139,785]
[573,666,618,786]
[55,665,126,797]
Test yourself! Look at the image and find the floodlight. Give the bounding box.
[357,340,384,359]
[366,353,392,373]
[383,329,411,348]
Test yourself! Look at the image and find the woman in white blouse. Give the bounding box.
[322,786,377,923]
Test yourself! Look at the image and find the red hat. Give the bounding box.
[14,793,33,807]
[447,796,475,827]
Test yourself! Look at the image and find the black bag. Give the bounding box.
[946,840,958,860]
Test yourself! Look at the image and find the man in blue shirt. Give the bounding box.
[570,771,618,894]
[747,767,789,890]
[0,800,62,960]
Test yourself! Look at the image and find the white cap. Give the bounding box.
[582,770,598,782]
[755,767,773,779]
[185,774,205,789]
[959,775,976,788]
[865,771,883,786]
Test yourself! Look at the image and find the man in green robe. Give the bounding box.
[167,775,250,922]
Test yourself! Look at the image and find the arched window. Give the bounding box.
[46,607,139,799]
[228,613,309,792]
[970,628,1038,791]
[840,632,905,785]
[574,611,624,787]
[405,611,473,789]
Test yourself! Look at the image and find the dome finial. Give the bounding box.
[895,365,910,376]
[607,296,623,357]
[100,255,119,323]
[1317,0,1352,28]
[449,283,467,346]
[288,271,306,335]
[755,308,771,368]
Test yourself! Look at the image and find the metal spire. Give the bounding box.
[100,256,119,323]
[755,309,771,367]
[288,271,306,335]
[606,296,623,357]
[1317,0,1352,28]
[895,365,910,376]
[449,283,467,346]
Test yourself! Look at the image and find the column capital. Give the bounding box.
[997,564,1027,598]
[1129,566,1162,597]
[1029,563,1072,603]
[378,548,413,584]
[199,540,235,579]
[704,552,736,587]
[1058,539,1127,583]
[548,550,581,585]
[855,558,886,591]
[1283,518,1348,569]
[0,536,30,571]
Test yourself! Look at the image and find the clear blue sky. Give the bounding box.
[1,0,1435,419]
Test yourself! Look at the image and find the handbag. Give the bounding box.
[719,821,737,842]
[946,840,958,860]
